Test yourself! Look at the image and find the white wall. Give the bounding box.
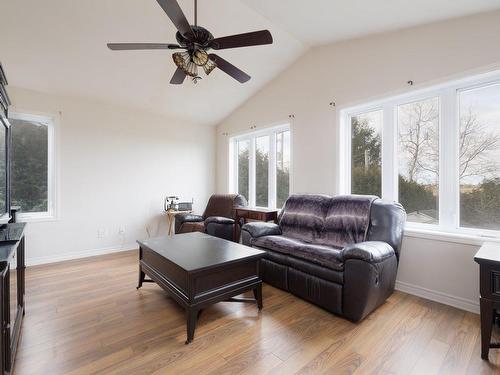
[215,11,500,313]
[10,87,215,265]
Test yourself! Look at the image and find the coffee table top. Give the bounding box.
[137,232,265,272]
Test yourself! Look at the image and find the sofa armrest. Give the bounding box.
[205,216,235,226]
[241,222,282,239]
[176,213,204,225]
[341,241,395,263]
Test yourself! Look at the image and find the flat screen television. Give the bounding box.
[0,111,11,224]
[0,62,11,224]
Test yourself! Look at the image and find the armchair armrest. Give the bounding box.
[176,213,204,225]
[205,216,235,226]
[241,222,282,239]
[341,241,395,263]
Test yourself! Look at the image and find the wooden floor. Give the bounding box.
[12,250,500,375]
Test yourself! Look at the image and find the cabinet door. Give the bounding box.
[0,266,7,374]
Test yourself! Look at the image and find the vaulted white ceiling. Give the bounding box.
[0,0,305,126]
[243,0,500,45]
[1,0,499,126]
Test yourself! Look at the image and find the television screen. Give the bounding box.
[0,123,6,217]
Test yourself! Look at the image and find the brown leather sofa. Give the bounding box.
[175,194,247,241]
[241,194,406,322]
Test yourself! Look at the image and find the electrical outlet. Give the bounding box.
[97,228,106,239]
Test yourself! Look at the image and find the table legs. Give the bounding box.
[481,297,494,360]
[185,284,263,344]
[137,266,145,290]
[186,308,199,345]
[167,213,174,236]
[253,284,263,310]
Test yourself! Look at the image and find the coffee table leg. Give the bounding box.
[253,283,263,310]
[186,308,198,345]
[137,265,145,290]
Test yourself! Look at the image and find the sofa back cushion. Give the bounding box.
[278,194,330,243]
[321,195,377,248]
[203,194,247,219]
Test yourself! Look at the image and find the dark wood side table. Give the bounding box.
[474,242,500,360]
[233,207,279,242]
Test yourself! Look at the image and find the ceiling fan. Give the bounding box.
[107,0,273,85]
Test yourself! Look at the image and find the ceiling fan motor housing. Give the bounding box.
[176,26,214,49]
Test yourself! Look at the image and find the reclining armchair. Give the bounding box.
[241,194,406,322]
[175,194,247,241]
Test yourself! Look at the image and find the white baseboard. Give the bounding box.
[395,280,479,314]
[26,243,138,267]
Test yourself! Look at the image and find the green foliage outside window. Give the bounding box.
[237,142,290,208]
[11,119,48,213]
[352,106,500,229]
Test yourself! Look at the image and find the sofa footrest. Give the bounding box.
[260,258,343,316]
[261,258,288,291]
[288,268,342,315]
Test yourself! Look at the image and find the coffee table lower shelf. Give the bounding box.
[137,241,263,344]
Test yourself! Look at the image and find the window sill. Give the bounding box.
[404,226,499,246]
[16,213,58,223]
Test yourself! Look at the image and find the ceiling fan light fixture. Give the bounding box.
[172,52,198,78]
[192,49,209,66]
[203,59,217,75]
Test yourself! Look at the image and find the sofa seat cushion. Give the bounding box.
[252,235,344,271]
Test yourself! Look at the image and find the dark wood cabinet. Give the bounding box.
[475,242,500,360]
[0,223,26,374]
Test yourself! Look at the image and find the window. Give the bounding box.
[459,84,500,231]
[255,136,269,207]
[9,112,56,220]
[276,130,291,208]
[350,110,382,197]
[232,125,291,208]
[397,98,440,224]
[341,71,500,236]
[237,140,249,200]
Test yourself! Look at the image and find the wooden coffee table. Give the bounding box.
[137,232,265,344]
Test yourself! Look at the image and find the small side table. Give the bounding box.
[474,242,500,360]
[233,207,279,242]
[165,209,192,236]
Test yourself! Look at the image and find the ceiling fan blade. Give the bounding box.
[211,30,273,50]
[170,68,187,84]
[156,0,194,38]
[209,54,250,83]
[107,43,181,50]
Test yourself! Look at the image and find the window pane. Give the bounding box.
[11,118,48,213]
[351,110,382,197]
[237,140,249,201]
[398,97,439,224]
[459,84,500,230]
[276,131,290,208]
[255,136,269,207]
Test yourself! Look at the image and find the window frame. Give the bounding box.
[339,70,500,239]
[230,124,291,209]
[9,111,57,222]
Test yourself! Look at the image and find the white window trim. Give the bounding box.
[339,69,500,240]
[9,111,58,222]
[230,123,291,209]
